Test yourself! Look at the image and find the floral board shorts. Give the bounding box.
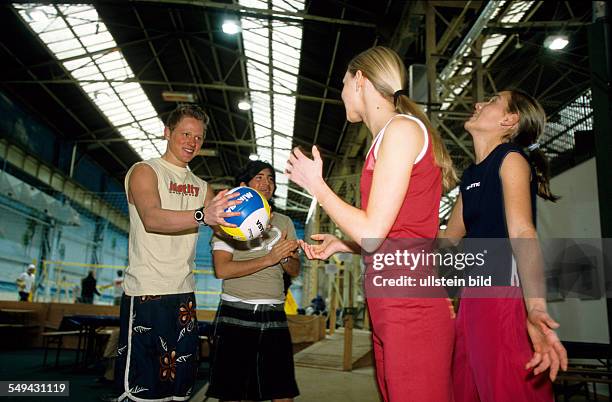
[114,293,199,401]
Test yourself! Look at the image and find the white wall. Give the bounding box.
[537,158,608,343]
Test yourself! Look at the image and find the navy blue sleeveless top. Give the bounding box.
[461,143,537,238]
[460,143,537,286]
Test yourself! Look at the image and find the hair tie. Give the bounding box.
[393,89,410,106]
[526,143,540,151]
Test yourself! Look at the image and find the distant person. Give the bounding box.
[16,264,36,302]
[310,295,326,315]
[72,283,81,304]
[112,270,124,306]
[80,270,100,304]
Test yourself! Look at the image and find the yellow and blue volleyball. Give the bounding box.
[220,186,271,241]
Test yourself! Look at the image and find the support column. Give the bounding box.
[589,1,612,341]
[472,37,484,102]
[425,1,438,119]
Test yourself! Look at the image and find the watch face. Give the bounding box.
[195,210,204,221]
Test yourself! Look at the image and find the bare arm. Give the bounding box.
[501,152,568,380]
[281,220,302,277]
[128,164,198,233]
[128,164,241,233]
[438,193,466,246]
[501,153,545,310]
[213,238,298,279]
[299,235,361,260]
[288,119,423,252]
[280,253,300,277]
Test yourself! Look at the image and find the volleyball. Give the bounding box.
[220,186,271,241]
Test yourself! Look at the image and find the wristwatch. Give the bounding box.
[194,207,207,226]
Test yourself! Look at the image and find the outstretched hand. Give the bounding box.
[285,146,324,196]
[204,189,242,227]
[525,309,568,381]
[298,234,349,260]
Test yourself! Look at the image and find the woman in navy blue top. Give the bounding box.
[440,90,568,402]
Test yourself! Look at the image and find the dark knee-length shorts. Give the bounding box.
[114,293,199,401]
[206,299,299,401]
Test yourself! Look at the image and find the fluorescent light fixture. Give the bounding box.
[248,153,259,161]
[238,99,252,110]
[198,148,218,157]
[544,34,569,50]
[162,91,197,103]
[222,20,241,35]
[210,183,231,190]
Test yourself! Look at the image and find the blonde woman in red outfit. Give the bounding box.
[286,46,457,402]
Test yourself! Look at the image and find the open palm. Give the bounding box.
[525,310,568,381]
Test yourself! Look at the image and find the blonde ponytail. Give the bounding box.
[347,46,458,192]
[395,94,458,191]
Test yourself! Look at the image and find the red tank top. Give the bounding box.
[359,115,442,239]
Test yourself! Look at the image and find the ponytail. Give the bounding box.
[505,89,558,202]
[347,46,458,192]
[395,93,458,192]
[525,147,559,201]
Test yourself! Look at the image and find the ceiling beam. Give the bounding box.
[312,7,345,146]
[6,33,171,76]
[2,78,344,105]
[129,0,377,28]
[486,20,590,29]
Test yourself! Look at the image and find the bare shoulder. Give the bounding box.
[127,163,159,202]
[378,116,424,161]
[130,162,156,179]
[500,151,530,179]
[385,116,423,140]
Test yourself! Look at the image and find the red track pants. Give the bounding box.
[368,297,455,402]
[453,296,553,402]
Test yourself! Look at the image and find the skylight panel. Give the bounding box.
[440,1,534,111]
[540,89,592,158]
[239,0,305,209]
[15,3,167,161]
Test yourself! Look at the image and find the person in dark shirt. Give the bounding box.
[440,89,567,402]
[80,270,100,304]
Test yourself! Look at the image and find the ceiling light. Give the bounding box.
[544,34,568,50]
[237,99,251,111]
[514,34,523,49]
[198,148,217,157]
[248,153,259,161]
[162,91,197,103]
[222,20,241,35]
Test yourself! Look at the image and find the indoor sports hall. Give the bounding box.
[0,1,610,401]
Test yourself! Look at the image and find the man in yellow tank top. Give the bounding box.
[113,105,241,402]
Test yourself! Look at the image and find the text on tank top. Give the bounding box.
[123,157,207,296]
